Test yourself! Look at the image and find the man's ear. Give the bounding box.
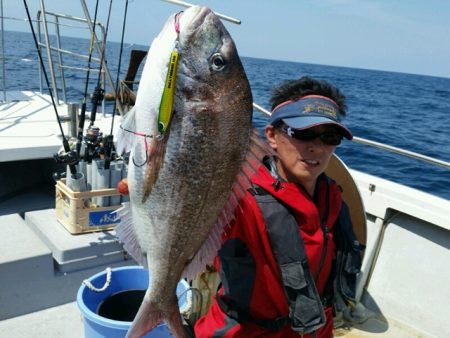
[265,125,278,150]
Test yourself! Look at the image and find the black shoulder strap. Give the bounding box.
[251,188,326,334]
[333,202,365,311]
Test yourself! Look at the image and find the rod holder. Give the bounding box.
[68,103,79,138]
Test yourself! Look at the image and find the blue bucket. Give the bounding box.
[77,266,190,338]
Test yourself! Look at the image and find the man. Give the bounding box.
[194,76,363,337]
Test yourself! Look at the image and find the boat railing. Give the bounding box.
[117,79,137,111]
[0,0,123,113]
[0,1,5,102]
[36,10,104,104]
[35,1,111,106]
[252,102,450,170]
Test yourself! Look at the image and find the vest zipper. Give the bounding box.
[314,226,328,282]
[314,178,330,283]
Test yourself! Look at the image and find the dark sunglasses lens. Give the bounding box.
[320,132,342,145]
[282,127,343,145]
[292,129,317,141]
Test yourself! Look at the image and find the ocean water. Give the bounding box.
[2,31,450,200]
[245,58,450,201]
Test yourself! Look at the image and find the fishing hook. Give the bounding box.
[119,125,151,167]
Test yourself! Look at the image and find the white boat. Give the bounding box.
[0,1,448,337]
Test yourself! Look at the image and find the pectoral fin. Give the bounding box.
[142,133,170,203]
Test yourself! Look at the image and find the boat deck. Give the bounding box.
[0,91,118,162]
[0,302,84,338]
[0,209,134,322]
[0,206,436,338]
[0,301,431,338]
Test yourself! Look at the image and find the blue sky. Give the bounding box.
[6,0,450,78]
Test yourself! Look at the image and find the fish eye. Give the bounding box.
[211,53,226,70]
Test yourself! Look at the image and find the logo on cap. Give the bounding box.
[310,102,338,119]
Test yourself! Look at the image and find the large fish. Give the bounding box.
[115,6,253,338]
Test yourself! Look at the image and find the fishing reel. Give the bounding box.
[52,148,79,181]
[83,126,117,164]
[53,148,79,166]
[85,125,103,148]
[91,86,105,105]
[83,125,104,161]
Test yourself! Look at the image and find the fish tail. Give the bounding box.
[127,294,187,338]
[165,303,189,338]
[126,296,163,338]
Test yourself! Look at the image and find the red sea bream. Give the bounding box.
[115,6,253,338]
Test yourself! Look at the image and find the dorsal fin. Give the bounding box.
[182,129,274,280]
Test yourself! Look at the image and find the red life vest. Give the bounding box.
[195,162,344,338]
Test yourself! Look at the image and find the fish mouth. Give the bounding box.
[179,6,217,37]
[188,6,214,27]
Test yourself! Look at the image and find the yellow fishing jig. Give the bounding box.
[158,47,179,134]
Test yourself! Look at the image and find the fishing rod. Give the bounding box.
[104,0,129,170]
[76,0,101,158]
[84,0,114,164]
[88,0,113,128]
[23,0,78,177]
[162,0,241,24]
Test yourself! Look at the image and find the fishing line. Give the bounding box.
[119,125,153,140]
[118,125,152,167]
[76,0,101,157]
[22,0,77,175]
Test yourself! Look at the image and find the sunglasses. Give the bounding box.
[281,126,343,146]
